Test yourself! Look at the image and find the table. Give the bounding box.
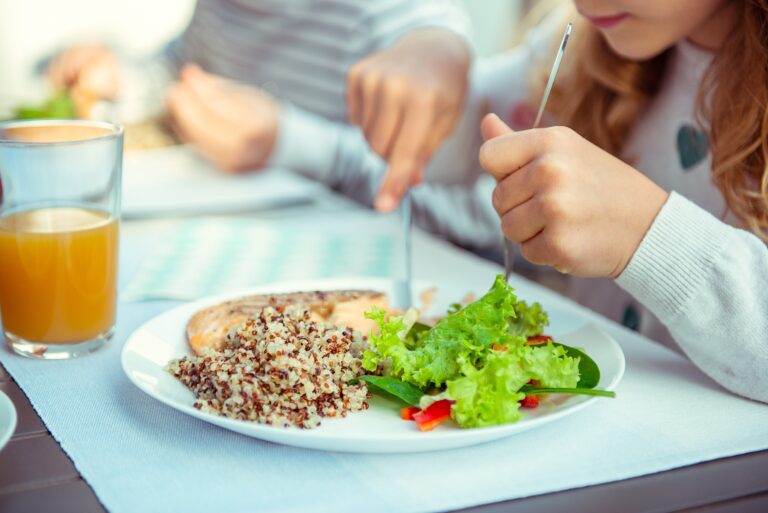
[1,194,767,513]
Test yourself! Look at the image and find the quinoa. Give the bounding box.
[167,305,369,429]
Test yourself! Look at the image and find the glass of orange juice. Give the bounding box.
[0,119,123,359]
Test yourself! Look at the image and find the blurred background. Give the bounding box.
[0,0,529,100]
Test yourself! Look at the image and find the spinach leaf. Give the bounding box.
[352,375,424,406]
[554,342,600,389]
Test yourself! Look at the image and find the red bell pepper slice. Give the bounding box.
[413,399,455,431]
[520,395,539,408]
[401,406,420,421]
[527,335,553,345]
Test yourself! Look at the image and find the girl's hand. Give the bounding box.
[347,28,470,212]
[166,64,280,173]
[479,114,669,278]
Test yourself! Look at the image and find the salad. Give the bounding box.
[10,91,76,120]
[355,275,615,431]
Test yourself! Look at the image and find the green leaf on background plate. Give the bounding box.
[13,90,76,120]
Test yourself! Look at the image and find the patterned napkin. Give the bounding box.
[121,216,395,301]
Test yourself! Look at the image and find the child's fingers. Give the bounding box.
[179,63,202,79]
[500,196,545,243]
[518,231,552,267]
[375,104,433,211]
[47,55,71,88]
[480,128,551,180]
[481,113,512,140]
[181,67,256,123]
[346,61,366,126]
[166,84,233,169]
[491,164,537,216]
[361,73,382,139]
[422,112,456,164]
[519,229,572,273]
[368,89,404,158]
[181,64,223,95]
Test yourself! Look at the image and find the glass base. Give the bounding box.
[4,327,113,359]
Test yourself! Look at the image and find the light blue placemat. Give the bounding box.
[3,219,768,513]
[122,217,396,301]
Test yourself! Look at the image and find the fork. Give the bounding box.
[504,22,573,281]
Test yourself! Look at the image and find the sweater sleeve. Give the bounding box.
[270,9,564,252]
[616,191,768,403]
[362,0,473,53]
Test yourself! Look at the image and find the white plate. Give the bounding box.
[122,278,625,453]
[0,390,17,452]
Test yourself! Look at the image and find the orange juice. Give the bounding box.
[0,207,118,343]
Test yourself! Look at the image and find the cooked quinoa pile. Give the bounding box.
[167,305,369,429]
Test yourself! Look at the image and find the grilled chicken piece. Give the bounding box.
[186,289,388,355]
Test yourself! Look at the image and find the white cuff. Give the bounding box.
[267,104,339,182]
[616,191,729,322]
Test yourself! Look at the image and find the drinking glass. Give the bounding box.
[0,120,123,359]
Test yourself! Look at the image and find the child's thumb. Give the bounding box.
[481,113,513,141]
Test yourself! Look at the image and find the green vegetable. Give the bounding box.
[554,343,600,388]
[516,343,580,387]
[520,386,616,398]
[361,274,613,430]
[447,343,580,428]
[13,91,76,120]
[363,275,535,388]
[509,300,549,339]
[447,351,527,427]
[352,375,423,407]
[405,321,432,349]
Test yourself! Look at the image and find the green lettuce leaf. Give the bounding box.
[447,343,580,428]
[521,343,581,388]
[447,350,528,427]
[509,299,549,339]
[364,275,525,387]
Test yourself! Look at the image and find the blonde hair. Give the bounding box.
[545,1,768,241]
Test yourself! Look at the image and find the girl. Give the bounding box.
[477,0,768,403]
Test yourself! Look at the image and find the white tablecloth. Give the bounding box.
[2,205,767,513]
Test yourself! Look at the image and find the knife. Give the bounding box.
[395,190,413,310]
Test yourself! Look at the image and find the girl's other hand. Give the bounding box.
[347,28,470,212]
[166,64,280,173]
[479,113,669,278]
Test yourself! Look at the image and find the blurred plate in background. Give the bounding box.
[121,145,322,218]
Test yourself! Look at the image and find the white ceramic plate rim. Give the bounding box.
[122,277,625,450]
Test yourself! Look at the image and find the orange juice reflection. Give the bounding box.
[0,207,118,343]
